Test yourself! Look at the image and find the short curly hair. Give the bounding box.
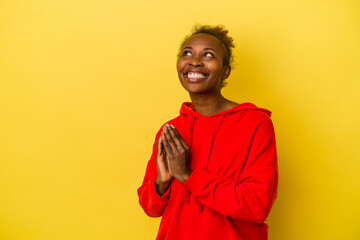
[177,24,235,68]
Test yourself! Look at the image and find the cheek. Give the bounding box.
[176,60,182,73]
[209,63,224,76]
[177,60,187,76]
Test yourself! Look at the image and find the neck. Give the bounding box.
[189,91,228,117]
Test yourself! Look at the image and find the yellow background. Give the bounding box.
[1,0,359,239]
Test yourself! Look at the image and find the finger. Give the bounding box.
[162,133,173,154]
[170,125,184,141]
[167,157,173,175]
[168,125,183,149]
[163,125,177,150]
[159,136,169,166]
[179,136,190,151]
[170,125,188,149]
[157,132,165,155]
[162,125,171,149]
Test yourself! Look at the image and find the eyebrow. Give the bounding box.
[183,47,217,52]
[203,48,217,52]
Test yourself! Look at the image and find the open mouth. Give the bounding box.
[184,71,209,82]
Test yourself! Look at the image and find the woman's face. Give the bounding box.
[177,33,231,95]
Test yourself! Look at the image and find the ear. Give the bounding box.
[222,65,231,80]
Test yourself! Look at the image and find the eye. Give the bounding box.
[182,51,192,56]
[204,52,214,58]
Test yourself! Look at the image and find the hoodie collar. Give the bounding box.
[180,102,272,118]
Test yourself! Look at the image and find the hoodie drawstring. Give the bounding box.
[182,187,190,202]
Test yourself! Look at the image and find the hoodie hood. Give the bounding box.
[179,101,271,157]
[179,101,271,151]
[177,102,272,211]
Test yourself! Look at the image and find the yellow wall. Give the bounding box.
[1,0,359,239]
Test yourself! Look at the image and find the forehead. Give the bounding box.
[183,33,225,55]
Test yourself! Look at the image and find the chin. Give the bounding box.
[184,86,212,95]
[180,82,200,92]
[181,81,219,95]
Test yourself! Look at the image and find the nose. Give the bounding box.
[189,56,204,67]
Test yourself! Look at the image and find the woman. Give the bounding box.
[137,25,278,240]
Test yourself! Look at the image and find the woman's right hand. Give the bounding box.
[155,130,173,196]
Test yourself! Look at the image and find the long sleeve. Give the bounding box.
[137,128,171,218]
[184,117,278,223]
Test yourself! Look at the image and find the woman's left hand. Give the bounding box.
[162,124,192,184]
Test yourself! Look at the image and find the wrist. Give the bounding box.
[178,169,193,184]
[155,177,171,196]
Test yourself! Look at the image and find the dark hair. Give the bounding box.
[177,24,235,68]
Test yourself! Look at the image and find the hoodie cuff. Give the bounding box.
[183,168,209,192]
[150,177,171,201]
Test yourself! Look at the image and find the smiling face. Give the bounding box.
[177,33,231,95]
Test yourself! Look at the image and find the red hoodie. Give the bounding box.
[138,102,278,240]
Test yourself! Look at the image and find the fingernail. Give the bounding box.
[165,123,170,128]
[170,124,175,129]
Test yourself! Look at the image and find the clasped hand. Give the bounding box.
[155,123,192,191]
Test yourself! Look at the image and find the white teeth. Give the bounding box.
[187,72,206,79]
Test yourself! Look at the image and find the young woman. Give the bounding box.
[137,25,278,240]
